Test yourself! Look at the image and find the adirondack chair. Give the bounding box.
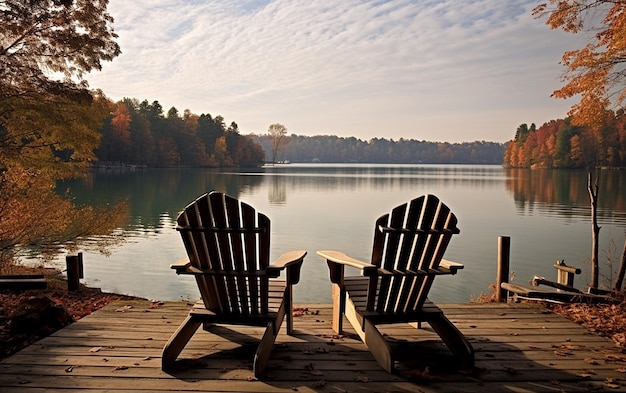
[162,191,306,377]
[317,194,474,373]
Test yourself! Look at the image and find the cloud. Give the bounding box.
[87,0,585,142]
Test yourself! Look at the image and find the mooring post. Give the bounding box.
[78,251,84,279]
[496,236,511,302]
[66,253,83,291]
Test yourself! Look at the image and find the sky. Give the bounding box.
[85,0,590,143]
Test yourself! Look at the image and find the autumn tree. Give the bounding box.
[268,123,289,163]
[534,1,626,291]
[533,1,626,129]
[0,0,126,269]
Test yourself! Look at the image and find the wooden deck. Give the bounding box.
[1,300,625,392]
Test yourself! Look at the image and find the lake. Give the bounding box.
[50,164,626,304]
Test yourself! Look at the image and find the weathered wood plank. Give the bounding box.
[1,301,625,393]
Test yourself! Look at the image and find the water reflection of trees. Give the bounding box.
[504,169,626,223]
[58,169,264,233]
[268,176,287,205]
[61,167,626,236]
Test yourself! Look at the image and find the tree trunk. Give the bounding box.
[614,233,626,292]
[588,170,600,290]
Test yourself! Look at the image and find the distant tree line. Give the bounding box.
[503,112,626,169]
[97,98,265,167]
[252,135,505,164]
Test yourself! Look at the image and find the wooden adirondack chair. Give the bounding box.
[162,191,306,377]
[317,194,474,373]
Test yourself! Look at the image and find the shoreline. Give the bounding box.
[1,265,625,360]
[0,265,145,359]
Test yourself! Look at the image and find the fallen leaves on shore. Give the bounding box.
[550,302,626,348]
[0,265,141,360]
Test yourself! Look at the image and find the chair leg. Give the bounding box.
[285,286,293,335]
[162,315,202,371]
[253,321,278,378]
[331,283,345,333]
[343,297,394,373]
[429,314,475,372]
[363,319,394,373]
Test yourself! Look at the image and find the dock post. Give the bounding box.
[66,253,83,291]
[496,236,510,302]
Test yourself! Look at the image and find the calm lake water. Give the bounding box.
[50,164,626,304]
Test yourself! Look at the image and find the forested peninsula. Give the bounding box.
[504,113,626,169]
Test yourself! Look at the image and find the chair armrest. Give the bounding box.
[269,250,307,269]
[440,259,464,274]
[267,250,307,284]
[317,250,378,285]
[317,250,376,272]
[170,258,192,274]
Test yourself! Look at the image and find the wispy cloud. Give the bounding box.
[87,0,585,142]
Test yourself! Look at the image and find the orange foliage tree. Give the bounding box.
[533,1,626,129]
[533,1,626,290]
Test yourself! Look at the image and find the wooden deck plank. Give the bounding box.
[1,300,625,392]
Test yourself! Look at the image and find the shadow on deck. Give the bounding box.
[0,301,625,392]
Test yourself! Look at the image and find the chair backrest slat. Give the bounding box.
[368,195,459,313]
[241,201,258,314]
[177,192,272,315]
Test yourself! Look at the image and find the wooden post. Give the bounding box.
[78,252,84,279]
[66,254,82,291]
[496,236,511,302]
[554,260,580,288]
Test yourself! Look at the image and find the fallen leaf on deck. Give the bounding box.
[115,305,133,312]
[606,378,620,389]
[408,367,433,382]
[606,353,626,363]
[89,346,103,353]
